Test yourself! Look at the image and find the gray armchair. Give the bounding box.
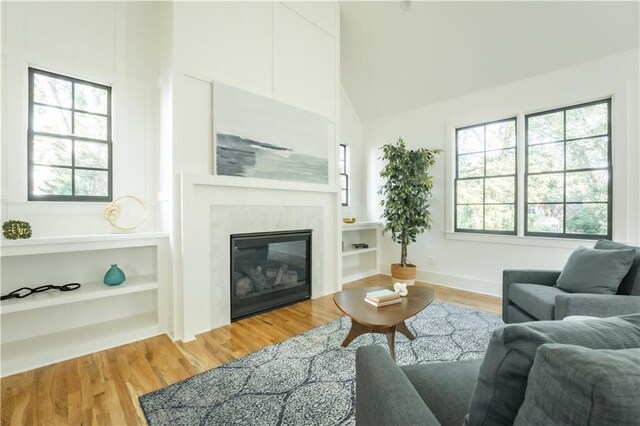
[503,270,640,323]
[503,241,640,323]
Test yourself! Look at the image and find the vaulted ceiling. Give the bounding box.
[340,1,639,122]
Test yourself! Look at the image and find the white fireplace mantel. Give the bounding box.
[176,173,341,341]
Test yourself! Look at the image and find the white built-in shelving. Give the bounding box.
[0,275,158,314]
[0,232,170,377]
[341,222,381,284]
[342,247,377,257]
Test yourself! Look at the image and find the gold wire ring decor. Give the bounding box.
[104,195,148,232]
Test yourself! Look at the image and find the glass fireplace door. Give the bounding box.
[230,229,311,320]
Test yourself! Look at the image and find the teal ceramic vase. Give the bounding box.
[103,264,126,286]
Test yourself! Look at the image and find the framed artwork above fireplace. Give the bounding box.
[213,82,329,185]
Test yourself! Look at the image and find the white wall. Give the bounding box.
[339,87,363,219]
[1,2,161,236]
[163,1,342,340]
[362,49,640,296]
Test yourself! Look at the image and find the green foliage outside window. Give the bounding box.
[28,68,112,201]
[526,99,611,238]
[455,99,611,240]
[455,118,517,234]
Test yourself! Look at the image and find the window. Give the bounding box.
[339,143,348,206]
[525,99,611,239]
[28,68,112,201]
[453,98,613,240]
[455,118,517,234]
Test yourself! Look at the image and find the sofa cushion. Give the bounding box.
[508,284,568,320]
[401,359,482,426]
[514,344,640,426]
[556,246,636,294]
[464,314,640,426]
[594,239,640,295]
[506,304,536,323]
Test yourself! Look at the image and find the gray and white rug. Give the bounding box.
[140,301,503,425]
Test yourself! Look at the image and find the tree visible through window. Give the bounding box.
[455,118,517,234]
[525,99,611,238]
[339,144,348,206]
[28,68,112,201]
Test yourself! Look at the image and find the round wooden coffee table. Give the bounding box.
[333,285,436,360]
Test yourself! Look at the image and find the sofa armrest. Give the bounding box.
[554,294,640,320]
[503,270,561,321]
[356,345,440,425]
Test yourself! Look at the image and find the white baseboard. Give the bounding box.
[379,263,501,297]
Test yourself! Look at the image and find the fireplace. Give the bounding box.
[230,229,311,320]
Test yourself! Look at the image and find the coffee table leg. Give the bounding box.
[396,321,416,340]
[341,320,407,361]
[385,327,397,361]
[341,320,371,347]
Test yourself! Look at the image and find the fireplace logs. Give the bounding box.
[235,262,299,298]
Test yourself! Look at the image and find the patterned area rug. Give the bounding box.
[140,301,503,425]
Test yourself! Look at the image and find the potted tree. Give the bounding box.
[379,138,442,285]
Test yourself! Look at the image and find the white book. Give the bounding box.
[364,297,401,307]
[365,289,400,303]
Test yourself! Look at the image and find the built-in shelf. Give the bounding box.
[1,312,161,376]
[0,232,169,257]
[341,221,382,231]
[0,233,169,377]
[341,222,381,284]
[342,247,377,257]
[0,275,158,314]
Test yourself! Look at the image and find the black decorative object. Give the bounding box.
[2,220,32,240]
[352,243,369,249]
[0,283,81,301]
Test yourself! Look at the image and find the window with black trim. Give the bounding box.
[455,118,517,234]
[339,144,348,206]
[28,68,112,201]
[525,99,611,239]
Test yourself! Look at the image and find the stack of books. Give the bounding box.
[365,289,401,307]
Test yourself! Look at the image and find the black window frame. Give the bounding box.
[28,67,113,202]
[524,98,612,240]
[454,117,518,235]
[339,143,348,206]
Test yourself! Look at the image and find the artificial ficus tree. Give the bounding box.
[379,138,442,266]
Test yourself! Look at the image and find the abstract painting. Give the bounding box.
[214,82,329,184]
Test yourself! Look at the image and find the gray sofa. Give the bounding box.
[503,240,640,323]
[356,315,640,426]
[356,347,481,425]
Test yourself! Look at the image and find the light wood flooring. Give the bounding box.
[0,274,501,426]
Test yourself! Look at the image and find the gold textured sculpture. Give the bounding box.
[2,220,32,240]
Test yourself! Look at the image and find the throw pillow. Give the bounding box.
[464,315,640,426]
[555,246,636,294]
[514,344,640,426]
[594,239,640,295]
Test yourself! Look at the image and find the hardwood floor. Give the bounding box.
[0,275,501,425]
